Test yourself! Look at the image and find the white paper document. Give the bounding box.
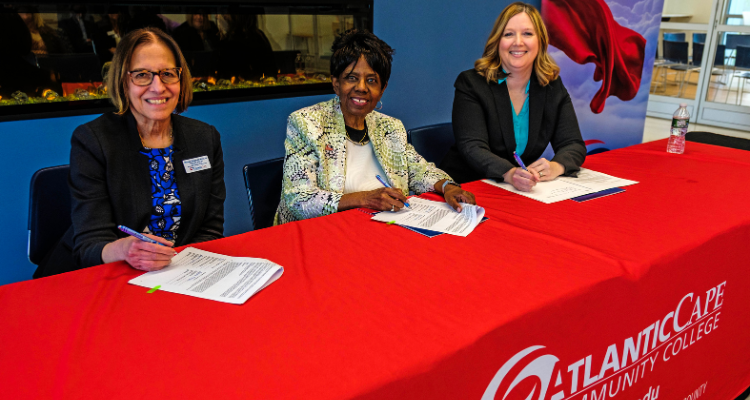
[482,168,638,204]
[129,248,284,305]
[371,197,486,237]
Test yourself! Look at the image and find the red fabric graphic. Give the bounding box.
[542,0,646,113]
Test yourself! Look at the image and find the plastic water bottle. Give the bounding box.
[667,103,689,154]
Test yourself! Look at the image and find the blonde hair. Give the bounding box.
[474,2,559,86]
[107,28,193,115]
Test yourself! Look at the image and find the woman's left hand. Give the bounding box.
[528,159,565,182]
[443,184,476,213]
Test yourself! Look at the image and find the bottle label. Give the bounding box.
[672,118,689,129]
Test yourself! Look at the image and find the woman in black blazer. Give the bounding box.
[440,2,585,191]
[35,27,225,278]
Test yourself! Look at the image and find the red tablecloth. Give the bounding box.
[1,140,749,400]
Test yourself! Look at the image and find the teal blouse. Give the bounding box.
[498,77,531,155]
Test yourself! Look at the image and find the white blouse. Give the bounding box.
[343,140,388,194]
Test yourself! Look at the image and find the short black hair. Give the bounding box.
[330,29,394,88]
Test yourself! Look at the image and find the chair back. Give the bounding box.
[686,131,750,151]
[28,165,71,265]
[735,45,750,69]
[406,123,455,165]
[693,42,704,65]
[663,40,689,64]
[243,158,285,230]
[693,43,724,67]
[663,32,686,42]
[692,33,707,44]
[715,44,726,67]
[724,33,750,50]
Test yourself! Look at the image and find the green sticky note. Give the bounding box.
[147,285,161,293]
[387,221,396,225]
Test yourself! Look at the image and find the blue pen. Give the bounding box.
[118,225,171,248]
[375,175,410,208]
[512,151,529,171]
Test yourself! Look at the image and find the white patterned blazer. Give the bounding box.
[274,97,451,225]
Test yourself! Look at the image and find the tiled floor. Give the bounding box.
[649,67,750,106]
[641,116,750,143]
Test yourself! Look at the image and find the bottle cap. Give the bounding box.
[679,103,688,107]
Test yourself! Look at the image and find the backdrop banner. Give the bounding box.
[541,0,664,155]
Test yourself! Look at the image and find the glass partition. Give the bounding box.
[704,31,750,104]
[723,0,750,25]
[0,2,372,121]
[650,29,707,100]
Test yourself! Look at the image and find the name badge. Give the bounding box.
[183,156,211,173]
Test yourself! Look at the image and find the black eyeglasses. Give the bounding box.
[127,68,182,86]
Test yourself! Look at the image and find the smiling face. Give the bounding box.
[126,41,180,125]
[498,12,539,76]
[332,56,386,127]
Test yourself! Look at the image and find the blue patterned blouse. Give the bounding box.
[140,146,182,242]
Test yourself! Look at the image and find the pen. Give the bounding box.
[375,174,410,208]
[512,151,529,172]
[118,225,172,248]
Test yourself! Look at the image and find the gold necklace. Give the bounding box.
[345,124,369,145]
[139,124,173,148]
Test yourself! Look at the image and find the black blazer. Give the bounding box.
[440,69,586,183]
[35,112,225,278]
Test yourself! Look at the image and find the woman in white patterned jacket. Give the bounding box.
[275,30,476,225]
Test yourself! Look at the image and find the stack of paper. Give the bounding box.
[129,248,284,305]
[482,168,638,204]
[371,197,486,237]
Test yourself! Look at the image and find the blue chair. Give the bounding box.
[727,45,750,104]
[723,34,750,66]
[724,34,750,50]
[693,43,726,67]
[406,123,455,166]
[242,158,285,230]
[690,42,727,101]
[662,40,696,96]
[28,165,71,266]
[692,33,706,44]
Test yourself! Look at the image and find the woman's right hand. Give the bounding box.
[338,187,408,212]
[102,234,177,272]
[503,167,540,192]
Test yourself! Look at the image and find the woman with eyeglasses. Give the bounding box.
[35,27,225,278]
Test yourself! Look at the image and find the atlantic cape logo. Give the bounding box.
[482,345,560,400]
[482,282,726,400]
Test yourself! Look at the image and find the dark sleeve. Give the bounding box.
[549,80,586,176]
[452,72,516,181]
[69,124,115,268]
[189,126,225,243]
